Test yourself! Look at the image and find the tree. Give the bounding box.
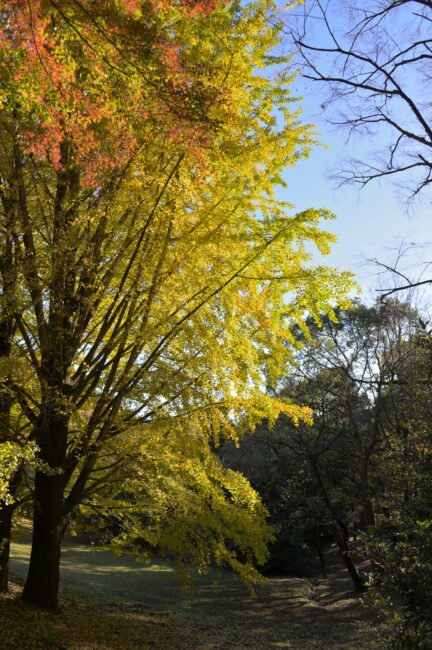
[365,316,432,648]
[225,301,425,592]
[370,246,432,303]
[285,300,432,638]
[284,299,432,644]
[0,443,35,590]
[0,0,351,608]
[82,423,274,587]
[0,209,15,591]
[291,0,432,200]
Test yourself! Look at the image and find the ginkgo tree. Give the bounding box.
[0,0,352,609]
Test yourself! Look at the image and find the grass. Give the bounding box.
[1,534,383,649]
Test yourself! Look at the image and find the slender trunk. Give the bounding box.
[362,496,376,529]
[333,526,365,592]
[0,323,13,593]
[1,180,22,593]
[310,455,365,592]
[359,459,375,528]
[0,504,13,592]
[22,413,68,610]
[0,469,22,592]
[349,400,376,529]
[313,526,326,579]
[401,427,410,503]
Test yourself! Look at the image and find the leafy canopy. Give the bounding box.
[0,0,352,580]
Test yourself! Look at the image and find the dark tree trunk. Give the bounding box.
[23,142,80,610]
[22,413,68,610]
[362,497,376,529]
[313,526,326,579]
[309,456,365,592]
[0,505,13,592]
[0,321,13,594]
[0,470,22,593]
[333,526,365,593]
[22,473,64,609]
[359,459,375,528]
[339,549,365,593]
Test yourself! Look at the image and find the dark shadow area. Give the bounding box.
[8,538,380,649]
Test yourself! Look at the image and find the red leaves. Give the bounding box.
[161,42,181,75]
[121,0,142,15]
[0,0,228,185]
[179,0,222,16]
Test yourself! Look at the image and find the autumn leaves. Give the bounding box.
[0,0,350,608]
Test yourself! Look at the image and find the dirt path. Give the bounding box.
[8,537,380,649]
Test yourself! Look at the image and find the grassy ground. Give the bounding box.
[1,534,382,649]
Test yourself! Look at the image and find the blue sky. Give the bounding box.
[283,99,431,295]
[273,2,431,298]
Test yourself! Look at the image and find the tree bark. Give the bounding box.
[22,413,68,610]
[22,473,64,609]
[358,457,375,528]
[309,455,365,592]
[313,526,326,579]
[0,468,22,593]
[0,320,13,593]
[23,142,76,610]
[333,526,365,593]
[0,504,13,592]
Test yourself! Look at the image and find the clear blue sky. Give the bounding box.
[283,100,431,295]
[273,4,431,298]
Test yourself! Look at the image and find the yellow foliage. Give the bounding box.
[0,0,353,585]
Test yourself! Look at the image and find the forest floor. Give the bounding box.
[1,532,383,650]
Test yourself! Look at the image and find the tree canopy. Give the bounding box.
[0,0,351,608]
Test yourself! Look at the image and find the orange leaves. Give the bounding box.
[151,0,227,16]
[0,0,227,185]
[178,0,224,15]
[161,42,181,75]
[120,0,142,15]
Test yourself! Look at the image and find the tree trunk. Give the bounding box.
[22,142,79,610]
[0,469,22,593]
[362,497,376,529]
[339,549,365,592]
[313,526,326,579]
[22,413,68,610]
[359,459,375,528]
[309,456,365,592]
[22,473,64,609]
[333,526,365,593]
[0,504,13,592]
[0,321,13,594]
